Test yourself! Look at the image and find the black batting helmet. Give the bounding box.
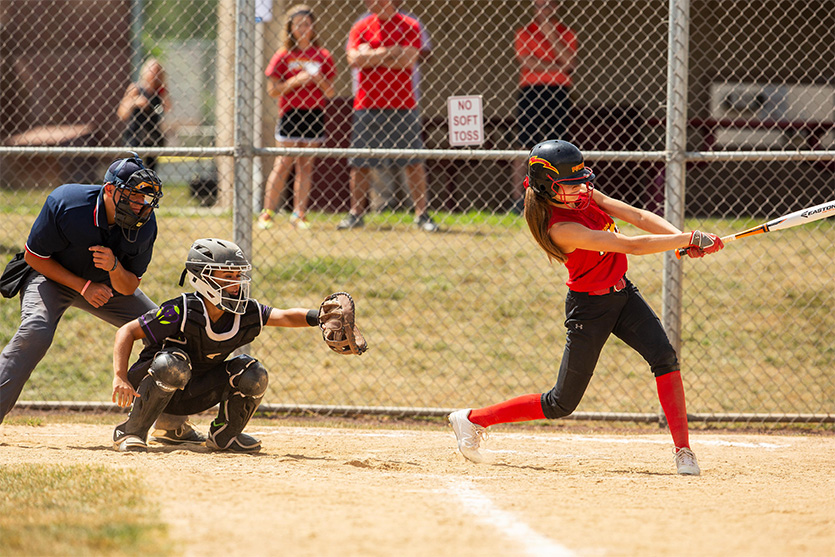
[526,140,595,210]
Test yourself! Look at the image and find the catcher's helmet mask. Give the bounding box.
[179,238,252,315]
[526,140,595,211]
[105,153,164,242]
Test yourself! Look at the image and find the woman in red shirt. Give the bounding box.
[450,140,724,476]
[259,4,335,230]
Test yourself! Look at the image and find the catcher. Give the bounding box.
[111,237,366,453]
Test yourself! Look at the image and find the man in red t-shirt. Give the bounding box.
[338,0,439,232]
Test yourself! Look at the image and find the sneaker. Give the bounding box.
[257,209,274,230]
[290,211,311,230]
[151,421,206,445]
[674,447,701,476]
[415,213,440,232]
[206,431,262,453]
[448,409,487,463]
[337,213,364,230]
[113,426,148,453]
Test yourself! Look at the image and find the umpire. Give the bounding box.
[0,155,166,425]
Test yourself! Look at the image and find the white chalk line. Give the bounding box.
[444,477,577,557]
[251,427,790,449]
[15,426,790,451]
[14,426,790,450]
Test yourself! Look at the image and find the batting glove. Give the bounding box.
[687,230,724,258]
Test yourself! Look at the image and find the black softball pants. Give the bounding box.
[541,277,679,419]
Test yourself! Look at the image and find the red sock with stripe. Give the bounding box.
[468,393,545,428]
[655,370,690,449]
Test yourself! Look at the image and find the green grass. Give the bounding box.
[2,184,834,420]
[0,464,171,556]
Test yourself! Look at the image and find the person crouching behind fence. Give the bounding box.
[110,238,362,453]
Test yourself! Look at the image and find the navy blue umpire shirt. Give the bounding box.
[24,184,157,285]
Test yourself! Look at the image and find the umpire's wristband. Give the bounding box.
[306,309,320,327]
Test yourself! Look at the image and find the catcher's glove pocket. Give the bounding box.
[318,291,368,355]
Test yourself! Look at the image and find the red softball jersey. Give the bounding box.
[347,12,421,110]
[548,199,628,292]
[264,46,336,116]
[515,20,578,89]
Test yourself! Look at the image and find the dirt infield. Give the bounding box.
[1,420,833,557]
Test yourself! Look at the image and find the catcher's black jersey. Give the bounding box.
[136,293,271,375]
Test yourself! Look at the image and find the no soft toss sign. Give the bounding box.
[447,95,484,147]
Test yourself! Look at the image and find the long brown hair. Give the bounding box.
[284,4,319,50]
[524,187,568,264]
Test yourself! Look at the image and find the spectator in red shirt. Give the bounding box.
[510,0,578,215]
[259,4,336,231]
[338,0,439,232]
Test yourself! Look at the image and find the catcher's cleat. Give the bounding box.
[151,421,206,445]
[415,213,440,232]
[336,213,364,230]
[206,431,261,453]
[448,409,487,464]
[674,447,701,476]
[113,427,148,453]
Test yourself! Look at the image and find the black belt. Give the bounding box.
[587,276,627,296]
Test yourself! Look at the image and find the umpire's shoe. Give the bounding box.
[206,430,262,453]
[151,421,207,445]
[113,425,148,453]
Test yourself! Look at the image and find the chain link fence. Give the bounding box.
[1,0,833,423]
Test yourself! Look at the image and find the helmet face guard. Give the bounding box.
[187,264,252,315]
[106,156,163,242]
[179,238,252,314]
[547,168,595,211]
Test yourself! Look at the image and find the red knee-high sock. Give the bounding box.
[468,393,545,428]
[656,370,690,449]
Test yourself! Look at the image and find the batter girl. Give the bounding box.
[450,139,724,475]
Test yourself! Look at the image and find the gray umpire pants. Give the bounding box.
[0,272,156,423]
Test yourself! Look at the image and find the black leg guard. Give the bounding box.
[114,350,192,444]
[207,358,268,453]
[208,392,263,451]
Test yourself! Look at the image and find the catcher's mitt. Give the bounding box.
[318,292,368,355]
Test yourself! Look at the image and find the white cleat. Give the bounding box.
[448,409,487,463]
[675,447,701,476]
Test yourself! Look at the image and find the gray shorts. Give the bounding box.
[349,109,425,168]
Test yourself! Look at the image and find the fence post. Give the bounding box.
[661,0,690,422]
[234,0,256,259]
